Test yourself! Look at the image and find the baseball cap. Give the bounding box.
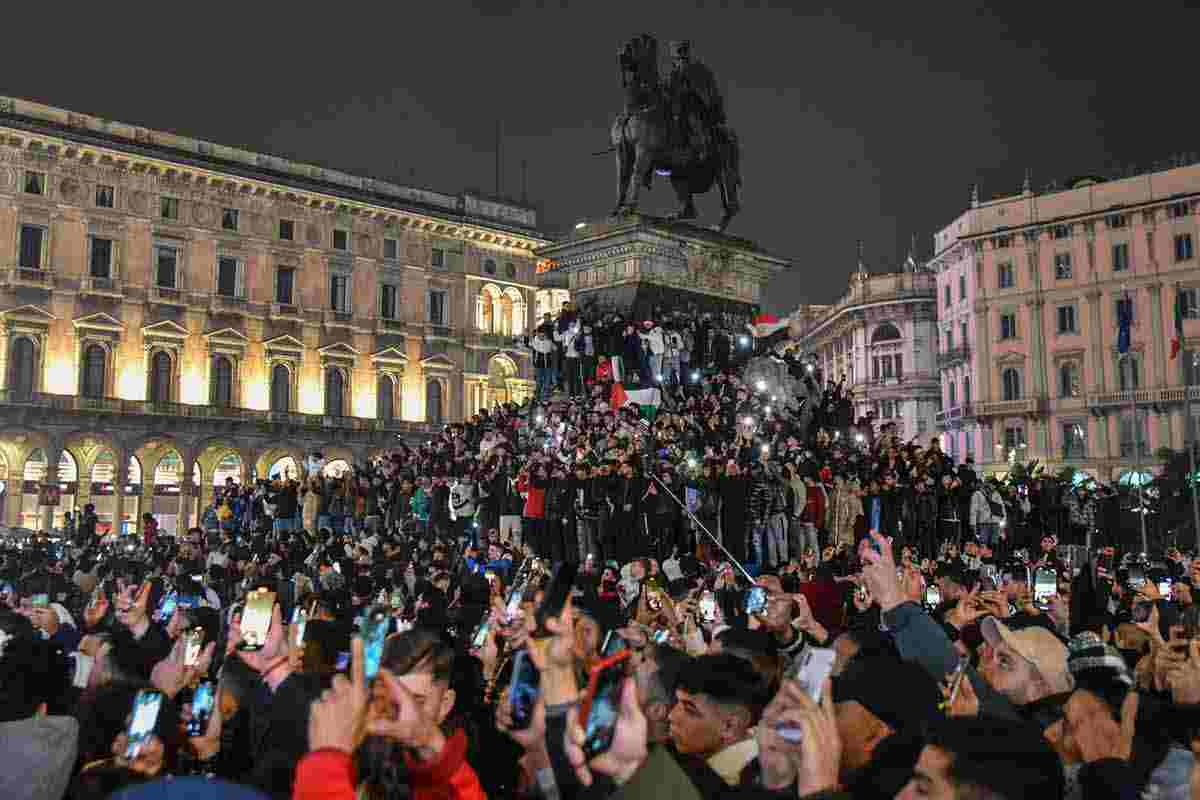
[981,617,1073,695]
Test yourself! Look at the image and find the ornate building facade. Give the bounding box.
[789,258,939,442]
[943,164,1200,480]
[0,96,548,534]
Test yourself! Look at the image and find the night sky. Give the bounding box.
[3,2,1199,313]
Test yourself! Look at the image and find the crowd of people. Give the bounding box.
[2,303,1199,800]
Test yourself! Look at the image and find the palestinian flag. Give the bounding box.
[1172,284,1185,360]
[624,387,662,421]
[747,312,789,339]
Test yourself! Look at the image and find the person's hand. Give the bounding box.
[112,732,165,777]
[978,591,1010,619]
[151,639,196,699]
[859,531,904,612]
[370,665,447,759]
[496,689,547,755]
[1046,593,1070,630]
[792,593,816,632]
[116,583,151,632]
[1134,602,1166,648]
[940,672,979,718]
[308,637,369,754]
[84,593,109,628]
[190,688,224,761]
[564,677,648,787]
[1070,689,1138,763]
[755,678,840,795]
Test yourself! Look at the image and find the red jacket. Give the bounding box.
[294,729,484,800]
[518,474,546,519]
[802,484,825,526]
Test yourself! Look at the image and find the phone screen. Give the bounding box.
[869,497,881,534]
[157,592,178,623]
[188,681,215,737]
[291,607,308,648]
[1033,569,1057,607]
[786,646,836,704]
[509,650,541,730]
[505,588,524,623]
[699,592,717,623]
[360,607,390,681]
[745,586,768,616]
[126,690,164,758]
[924,585,942,608]
[184,627,205,667]
[1158,580,1172,598]
[239,589,275,651]
[581,651,631,758]
[335,651,351,672]
[31,593,49,608]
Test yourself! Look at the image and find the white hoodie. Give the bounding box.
[450,480,477,521]
[640,325,666,355]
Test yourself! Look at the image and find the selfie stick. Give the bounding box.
[636,419,756,585]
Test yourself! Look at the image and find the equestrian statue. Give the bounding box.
[611,36,743,232]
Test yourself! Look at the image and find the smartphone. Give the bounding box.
[578,650,632,758]
[31,593,49,608]
[939,654,970,712]
[360,606,390,682]
[508,649,541,731]
[390,590,404,610]
[184,627,205,667]
[1033,569,1057,608]
[869,497,881,537]
[924,585,942,608]
[1127,564,1146,590]
[1158,579,1173,598]
[238,589,275,651]
[471,620,490,649]
[698,591,717,624]
[125,689,164,758]
[779,647,837,736]
[290,606,308,648]
[187,681,215,737]
[335,651,351,672]
[534,562,578,638]
[504,588,525,624]
[745,586,768,616]
[156,591,178,624]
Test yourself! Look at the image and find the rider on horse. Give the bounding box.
[665,40,726,160]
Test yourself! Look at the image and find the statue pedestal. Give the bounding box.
[534,215,789,322]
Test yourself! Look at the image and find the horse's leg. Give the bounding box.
[613,141,632,216]
[670,174,696,221]
[625,145,652,214]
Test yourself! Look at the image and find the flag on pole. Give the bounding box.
[747,313,789,339]
[624,387,662,421]
[1117,289,1133,355]
[1172,284,1186,360]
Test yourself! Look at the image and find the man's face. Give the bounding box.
[834,700,889,775]
[977,638,1039,704]
[668,690,729,758]
[896,745,957,800]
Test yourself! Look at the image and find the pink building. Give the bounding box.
[940,165,1200,480]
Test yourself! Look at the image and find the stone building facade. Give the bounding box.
[947,164,1200,480]
[790,262,940,443]
[0,96,549,534]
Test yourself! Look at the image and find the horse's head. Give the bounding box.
[618,34,660,91]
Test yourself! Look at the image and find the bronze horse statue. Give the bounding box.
[610,35,742,232]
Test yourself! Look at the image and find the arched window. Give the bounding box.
[426,380,443,424]
[1002,367,1021,401]
[1059,361,1079,398]
[377,374,395,420]
[212,355,234,407]
[148,351,172,403]
[325,368,345,417]
[8,337,35,400]
[270,363,291,412]
[82,344,106,398]
[871,322,902,343]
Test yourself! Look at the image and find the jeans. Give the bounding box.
[789,518,819,562]
[765,513,788,568]
[316,513,332,533]
[536,366,553,400]
[750,522,766,567]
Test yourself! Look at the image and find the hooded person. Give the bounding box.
[0,635,79,800]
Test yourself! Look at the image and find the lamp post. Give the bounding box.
[1188,350,1200,554]
[1123,351,1149,555]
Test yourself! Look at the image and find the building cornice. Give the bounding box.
[0,99,551,255]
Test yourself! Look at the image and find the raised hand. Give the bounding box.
[308,637,369,754]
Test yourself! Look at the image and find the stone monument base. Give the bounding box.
[535,214,789,323]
